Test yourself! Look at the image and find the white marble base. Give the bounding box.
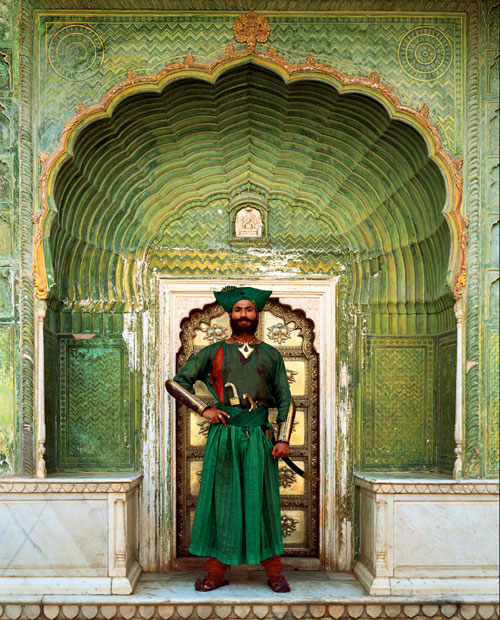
[355,560,499,597]
[0,474,142,595]
[112,559,142,594]
[354,474,499,597]
[0,571,498,620]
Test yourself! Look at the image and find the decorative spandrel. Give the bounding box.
[175,298,319,558]
[233,12,270,50]
[263,312,304,348]
[192,315,230,347]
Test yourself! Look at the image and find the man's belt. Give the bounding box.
[217,403,269,427]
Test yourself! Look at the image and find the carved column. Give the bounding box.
[35,299,47,478]
[113,498,127,576]
[454,303,464,479]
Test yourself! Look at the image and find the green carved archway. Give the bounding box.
[35,51,464,316]
[37,50,464,478]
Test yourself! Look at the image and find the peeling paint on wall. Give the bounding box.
[0,324,15,476]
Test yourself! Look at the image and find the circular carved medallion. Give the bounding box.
[398,27,453,82]
[48,24,105,81]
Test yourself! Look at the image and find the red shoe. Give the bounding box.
[194,576,229,592]
[267,575,291,592]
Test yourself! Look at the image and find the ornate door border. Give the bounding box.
[157,278,338,570]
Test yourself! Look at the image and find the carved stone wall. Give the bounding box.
[0,1,496,494]
[479,3,499,478]
[0,0,18,475]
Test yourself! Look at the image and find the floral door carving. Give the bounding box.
[175,298,319,557]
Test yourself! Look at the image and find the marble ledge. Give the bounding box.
[354,472,499,494]
[0,472,143,494]
[0,572,498,606]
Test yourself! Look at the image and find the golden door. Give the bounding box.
[175,299,319,558]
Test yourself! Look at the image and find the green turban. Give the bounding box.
[214,286,272,313]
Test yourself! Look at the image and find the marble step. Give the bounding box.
[0,572,498,620]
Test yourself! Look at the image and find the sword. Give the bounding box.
[281,454,320,483]
[246,394,319,483]
[271,434,320,483]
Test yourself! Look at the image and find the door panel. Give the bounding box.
[175,299,319,557]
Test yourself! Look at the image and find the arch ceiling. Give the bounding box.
[35,53,464,311]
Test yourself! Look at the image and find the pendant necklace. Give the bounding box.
[232,336,257,359]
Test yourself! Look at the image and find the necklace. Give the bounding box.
[231,336,258,359]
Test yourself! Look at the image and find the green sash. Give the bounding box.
[217,403,269,427]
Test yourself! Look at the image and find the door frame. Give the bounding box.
[157,277,339,570]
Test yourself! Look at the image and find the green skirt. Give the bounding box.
[189,407,283,565]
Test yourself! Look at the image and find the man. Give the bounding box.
[166,286,295,593]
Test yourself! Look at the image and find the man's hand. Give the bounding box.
[272,441,290,459]
[202,407,231,426]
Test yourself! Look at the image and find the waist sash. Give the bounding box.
[217,404,268,427]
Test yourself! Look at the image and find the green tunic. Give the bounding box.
[173,341,291,565]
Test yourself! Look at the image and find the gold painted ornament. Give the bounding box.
[233,12,270,50]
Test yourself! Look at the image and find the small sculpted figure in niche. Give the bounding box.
[235,205,263,237]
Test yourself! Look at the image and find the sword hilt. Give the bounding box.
[243,393,258,411]
[224,382,241,407]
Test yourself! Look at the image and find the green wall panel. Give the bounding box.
[57,336,136,470]
[0,212,12,257]
[156,197,340,252]
[486,327,499,476]
[0,323,15,474]
[44,328,57,472]
[360,335,435,470]
[0,266,13,316]
[436,331,457,472]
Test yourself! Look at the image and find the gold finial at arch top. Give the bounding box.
[33,46,465,301]
[233,12,270,50]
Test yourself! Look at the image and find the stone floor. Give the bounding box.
[97,571,498,604]
[96,571,372,604]
[1,571,498,620]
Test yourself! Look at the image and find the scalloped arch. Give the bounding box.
[34,49,465,309]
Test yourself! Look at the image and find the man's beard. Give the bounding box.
[230,315,259,337]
